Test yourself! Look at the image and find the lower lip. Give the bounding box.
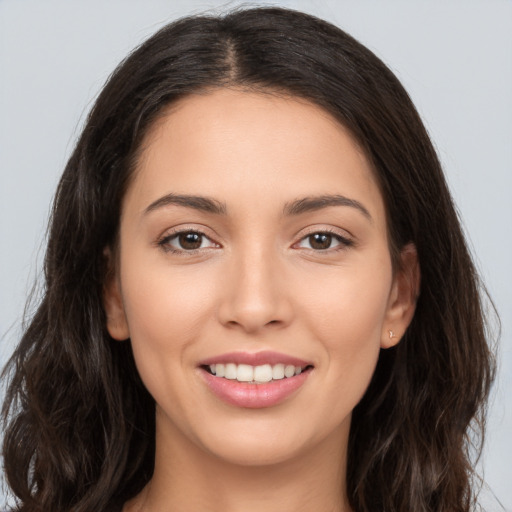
[201,368,311,408]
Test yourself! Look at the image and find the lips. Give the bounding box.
[198,351,313,408]
[200,351,311,367]
[207,362,305,383]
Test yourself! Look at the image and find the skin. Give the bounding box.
[104,88,419,512]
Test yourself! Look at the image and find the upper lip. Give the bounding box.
[198,351,312,368]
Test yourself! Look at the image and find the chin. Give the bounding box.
[204,435,310,467]
[191,411,350,469]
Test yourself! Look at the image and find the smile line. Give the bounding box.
[204,363,313,384]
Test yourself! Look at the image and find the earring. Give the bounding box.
[388,330,396,339]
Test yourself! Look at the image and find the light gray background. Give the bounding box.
[1,0,511,509]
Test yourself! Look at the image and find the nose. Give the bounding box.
[217,245,294,334]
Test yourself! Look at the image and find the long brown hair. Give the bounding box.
[2,7,495,512]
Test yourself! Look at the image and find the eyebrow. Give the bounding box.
[283,194,372,221]
[144,193,227,215]
[143,192,371,221]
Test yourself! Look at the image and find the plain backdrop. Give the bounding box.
[1,0,511,509]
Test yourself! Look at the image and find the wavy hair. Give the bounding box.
[2,7,495,512]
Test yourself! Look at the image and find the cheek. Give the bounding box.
[297,257,392,395]
[300,258,392,342]
[119,259,219,381]
[123,257,216,330]
[118,262,223,430]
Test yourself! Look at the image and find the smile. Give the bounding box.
[199,352,314,408]
[206,363,307,383]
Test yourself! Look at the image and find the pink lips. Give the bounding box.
[199,351,310,368]
[198,351,312,409]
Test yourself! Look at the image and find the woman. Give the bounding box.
[1,7,495,512]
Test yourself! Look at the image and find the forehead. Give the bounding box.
[125,88,386,226]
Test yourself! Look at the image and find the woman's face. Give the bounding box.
[105,88,417,467]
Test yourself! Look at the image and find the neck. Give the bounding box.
[127,411,352,512]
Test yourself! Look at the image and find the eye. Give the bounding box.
[296,231,353,251]
[158,230,219,253]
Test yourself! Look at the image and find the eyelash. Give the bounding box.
[157,229,218,254]
[156,228,354,255]
[294,228,354,252]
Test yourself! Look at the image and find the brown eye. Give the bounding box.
[295,231,353,252]
[308,233,333,250]
[158,230,218,253]
[178,232,203,250]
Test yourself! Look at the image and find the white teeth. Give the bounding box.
[253,364,273,383]
[208,362,308,382]
[236,364,254,382]
[272,363,285,380]
[225,363,237,380]
[284,365,295,378]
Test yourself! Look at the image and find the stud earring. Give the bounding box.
[388,330,396,339]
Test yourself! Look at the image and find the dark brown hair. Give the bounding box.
[2,7,495,512]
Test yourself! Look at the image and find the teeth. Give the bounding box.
[284,365,295,378]
[253,364,272,383]
[208,363,308,383]
[272,363,285,379]
[225,363,237,380]
[237,364,253,382]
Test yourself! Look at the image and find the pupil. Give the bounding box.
[310,233,331,250]
[179,232,202,250]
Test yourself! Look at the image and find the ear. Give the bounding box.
[381,243,420,349]
[103,248,130,341]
